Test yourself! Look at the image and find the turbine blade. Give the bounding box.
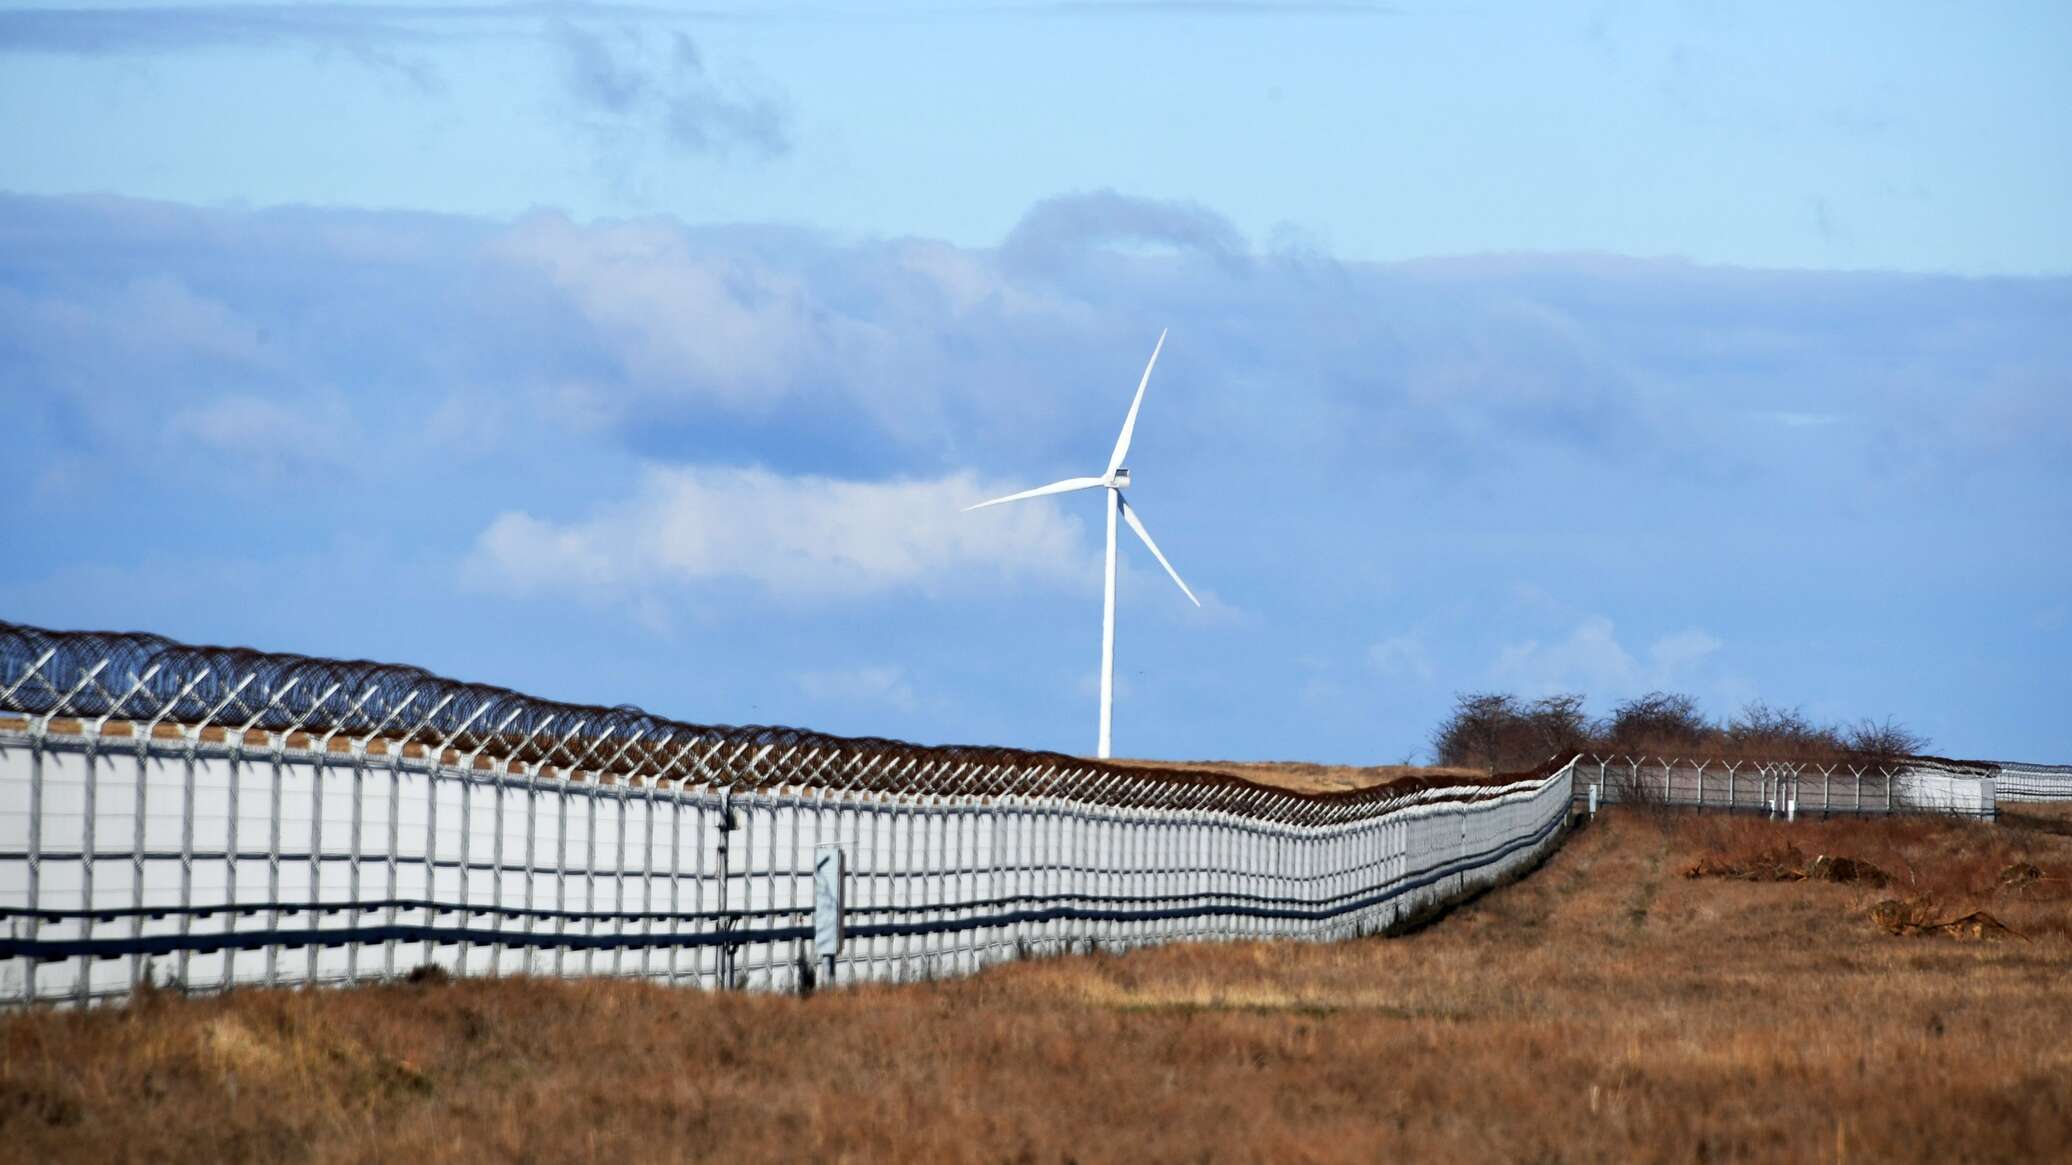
[962,476,1107,512]
[1106,328,1167,478]
[1118,496,1200,607]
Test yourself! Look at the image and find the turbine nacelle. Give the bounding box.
[1107,468,1131,489]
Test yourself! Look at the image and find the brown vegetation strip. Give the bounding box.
[1115,757,1486,795]
[5,807,2070,1163]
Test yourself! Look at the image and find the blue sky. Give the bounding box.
[2,1,2068,764]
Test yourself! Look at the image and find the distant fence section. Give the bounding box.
[1994,762,2072,803]
[0,621,1574,1007]
[1573,755,2003,818]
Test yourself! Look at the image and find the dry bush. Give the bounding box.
[1722,700,1849,759]
[1428,690,1934,769]
[1844,716,1933,765]
[1597,691,1712,754]
[1417,688,1931,771]
[1430,692,1588,773]
[1662,807,2070,929]
[1429,691,1519,772]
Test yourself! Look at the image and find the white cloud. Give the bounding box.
[113,275,267,365]
[796,665,918,711]
[550,23,790,159]
[4,273,268,402]
[1492,616,1635,695]
[1491,616,1723,699]
[465,464,1099,604]
[167,392,357,471]
[170,393,335,446]
[1368,633,1436,685]
[1647,627,1725,674]
[489,213,887,410]
[893,240,1076,321]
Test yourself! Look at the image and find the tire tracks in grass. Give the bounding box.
[1426,813,1672,951]
[1622,823,1674,936]
[1445,816,1616,951]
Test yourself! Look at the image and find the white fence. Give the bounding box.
[1573,755,1999,818]
[1995,762,2072,803]
[0,622,1575,1007]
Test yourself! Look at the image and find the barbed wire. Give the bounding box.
[1578,751,2002,776]
[0,620,1558,823]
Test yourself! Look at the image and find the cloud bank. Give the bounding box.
[0,6,789,154]
[3,189,2067,762]
[466,465,1098,603]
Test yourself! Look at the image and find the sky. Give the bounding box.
[1,0,2068,766]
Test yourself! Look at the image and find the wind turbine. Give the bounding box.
[964,329,1199,759]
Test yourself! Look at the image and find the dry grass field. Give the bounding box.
[1120,757,1486,794]
[4,805,2069,1164]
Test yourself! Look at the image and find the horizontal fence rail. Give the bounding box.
[0,621,1574,1007]
[1994,762,2072,803]
[1572,755,2001,818]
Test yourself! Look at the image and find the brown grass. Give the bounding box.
[1119,757,1485,795]
[5,807,2070,1163]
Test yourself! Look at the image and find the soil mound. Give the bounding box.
[1808,854,1889,887]
[1682,846,1887,887]
[1682,844,1806,882]
[1869,897,2019,941]
[1997,862,2043,888]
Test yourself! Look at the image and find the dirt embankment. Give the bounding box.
[1117,757,1487,795]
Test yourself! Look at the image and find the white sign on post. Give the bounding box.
[813,844,844,961]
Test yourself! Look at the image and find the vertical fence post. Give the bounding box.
[379,692,436,983]
[714,785,732,988]
[176,693,214,993]
[21,653,89,1003]
[3,642,76,999]
[78,666,153,1005]
[763,782,784,990]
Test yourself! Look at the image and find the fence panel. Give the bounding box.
[1573,754,2000,818]
[0,620,1583,1006]
[1995,763,2072,803]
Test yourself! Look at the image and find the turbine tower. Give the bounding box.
[965,330,1200,759]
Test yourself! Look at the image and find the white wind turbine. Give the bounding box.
[964,329,1199,759]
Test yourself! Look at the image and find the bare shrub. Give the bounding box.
[1430,693,1928,773]
[1845,717,1930,764]
[1430,692,1519,773]
[1597,691,1711,754]
[1724,700,1846,758]
[1431,692,1587,773]
[1525,694,1591,760]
